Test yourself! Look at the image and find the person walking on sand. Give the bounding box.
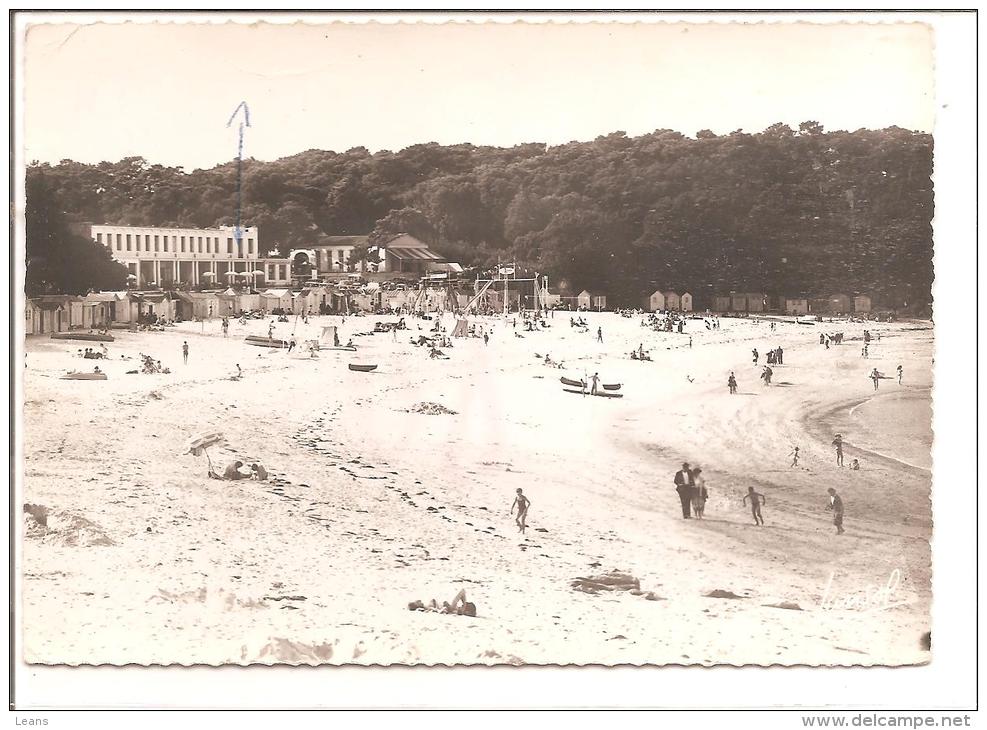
[511,488,531,532]
[597,327,603,343]
[483,332,489,346]
[832,434,844,467]
[674,463,694,519]
[897,364,903,385]
[743,487,766,526]
[727,371,738,395]
[789,446,800,468]
[182,341,189,364]
[870,367,880,391]
[752,348,759,366]
[827,487,845,534]
[692,467,708,518]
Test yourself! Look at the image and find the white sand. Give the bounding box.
[20,311,933,666]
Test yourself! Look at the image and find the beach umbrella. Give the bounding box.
[202,272,216,280]
[183,431,228,474]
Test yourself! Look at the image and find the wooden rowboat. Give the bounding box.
[245,335,288,348]
[348,363,378,372]
[602,383,622,391]
[562,387,623,399]
[61,371,108,380]
[560,376,585,388]
[51,332,115,342]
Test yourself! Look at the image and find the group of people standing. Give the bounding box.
[752,346,784,366]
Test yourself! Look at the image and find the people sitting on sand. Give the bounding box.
[851,459,860,471]
[250,463,268,481]
[408,589,477,617]
[222,460,250,480]
[93,366,102,375]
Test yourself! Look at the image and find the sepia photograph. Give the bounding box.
[9,8,977,715]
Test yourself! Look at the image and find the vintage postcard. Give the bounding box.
[15,13,937,671]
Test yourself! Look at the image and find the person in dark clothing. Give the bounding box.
[673,463,695,519]
[827,487,845,534]
[832,434,845,467]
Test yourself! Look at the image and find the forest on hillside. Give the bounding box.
[26,122,933,307]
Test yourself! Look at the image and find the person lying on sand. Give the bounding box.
[408,589,477,617]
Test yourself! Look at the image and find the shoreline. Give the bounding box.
[816,390,933,475]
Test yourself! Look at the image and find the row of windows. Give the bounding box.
[95,231,255,256]
[319,249,350,267]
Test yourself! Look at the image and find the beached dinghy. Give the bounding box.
[560,376,586,388]
[51,332,115,342]
[324,346,357,352]
[61,371,108,380]
[348,363,378,372]
[562,387,623,399]
[244,335,288,348]
[602,383,622,391]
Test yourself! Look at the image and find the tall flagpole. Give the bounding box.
[226,102,251,253]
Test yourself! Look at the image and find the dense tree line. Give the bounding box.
[26,122,933,308]
[25,172,128,296]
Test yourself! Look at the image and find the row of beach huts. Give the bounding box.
[25,284,490,335]
[641,290,874,315]
[24,287,343,335]
[571,290,874,315]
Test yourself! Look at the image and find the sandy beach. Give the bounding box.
[20,311,933,666]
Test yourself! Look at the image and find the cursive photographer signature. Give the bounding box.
[819,568,912,612]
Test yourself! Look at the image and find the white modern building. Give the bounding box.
[89,224,292,288]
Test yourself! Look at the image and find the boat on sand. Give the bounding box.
[562,387,623,399]
[51,332,115,342]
